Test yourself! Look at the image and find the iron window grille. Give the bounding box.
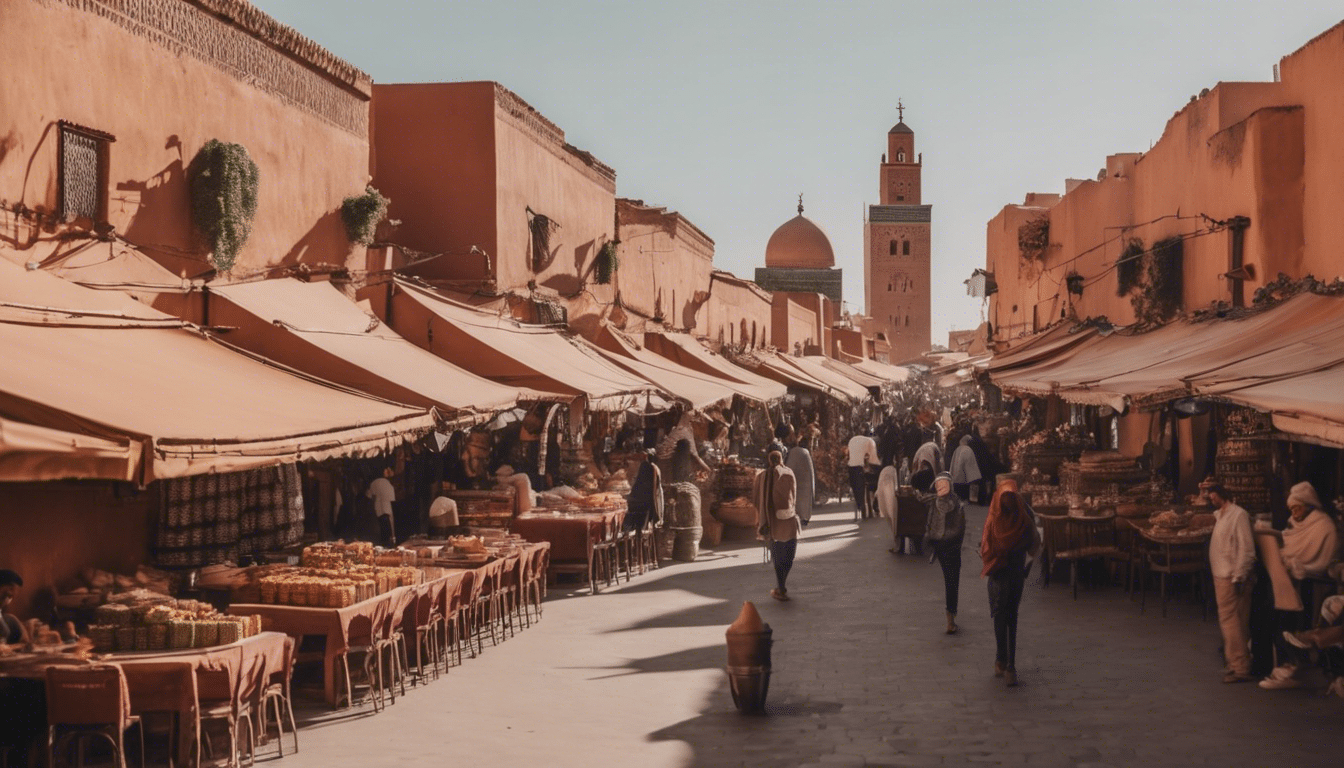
[58,121,115,222]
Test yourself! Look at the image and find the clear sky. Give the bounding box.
[251,0,1342,345]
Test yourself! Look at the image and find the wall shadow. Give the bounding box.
[281,207,350,268]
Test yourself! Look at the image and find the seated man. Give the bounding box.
[1260,482,1341,690]
[1,570,27,646]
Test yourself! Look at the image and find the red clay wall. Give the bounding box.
[0,0,372,276]
[615,201,715,333]
[705,274,773,350]
[0,482,152,621]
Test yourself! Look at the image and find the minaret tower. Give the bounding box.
[864,101,932,362]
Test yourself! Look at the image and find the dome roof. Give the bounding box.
[765,205,835,269]
[889,121,913,134]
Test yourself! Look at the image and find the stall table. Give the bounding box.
[513,509,625,564]
[229,571,465,706]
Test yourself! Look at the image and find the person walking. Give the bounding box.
[1208,484,1257,683]
[755,450,800,601]
[981,488,1040,686]
[623,449,663,532]
[922,472,966,634]
[949,435,982,503]
[784,427,816,527]
[847,426,880,519]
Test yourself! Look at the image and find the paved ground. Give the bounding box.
[280,500,1340,768]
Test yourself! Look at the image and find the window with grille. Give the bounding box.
[59,122,114,222]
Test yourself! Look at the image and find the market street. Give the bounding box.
[281,501,1340,768]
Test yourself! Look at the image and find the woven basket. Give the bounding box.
[217,621,242,645]
[95,604,133,627]
[88,625,116,653]
[147,624,168,651]
[115,628,136,652]
[194,621,218,648]
[169,620,194,649]
[259,579,278,604]
[276,581,292,605]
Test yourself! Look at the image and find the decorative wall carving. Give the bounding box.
[57,0,370,136]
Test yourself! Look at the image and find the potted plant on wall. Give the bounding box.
[187,139,259,273]
[341,185,390,247]
[594,240,619,285]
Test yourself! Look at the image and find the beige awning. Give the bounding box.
[591,325,737,410]
[988,292,1344,446]
[0,261,435,481]
[210,278,556,423]
[736,351,860,402]
[387,279,659,412]
[0,417,141,482]
[641,332,787,403]
[786,356,874,401]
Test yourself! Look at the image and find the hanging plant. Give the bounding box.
[187,139,259,272]
[341,185,390,246]
[1065,272,1084,296]
[1017,216,1050,262]
[1116,238,1145,296]
[594,240,619,285]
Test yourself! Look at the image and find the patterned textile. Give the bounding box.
[156,464,304,567]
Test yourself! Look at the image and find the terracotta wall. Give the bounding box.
[369,83,497,280]
[614,200,714,332]
[704,272,773,349]
[370,81,617,313]
[0,482,152,621]
[987,77,1314,342]
[1277,23,1344,282]
[771,294,820,353]
[0,0,371,276]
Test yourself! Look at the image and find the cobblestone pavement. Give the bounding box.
[282,501,1340,768]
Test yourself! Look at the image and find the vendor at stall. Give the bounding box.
[428,495,460,538]
[1258,481,1341,691]
[367,468,397,545]
[1,570,28,645]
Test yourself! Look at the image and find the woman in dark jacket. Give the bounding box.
[980,485,1039,686]
[921,472,966,634]
[623,449,663,531]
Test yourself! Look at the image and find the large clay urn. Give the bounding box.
[724,601,772,713]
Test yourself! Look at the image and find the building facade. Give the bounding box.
[0,0,373,281]
[986,22,1344,346]
[754,198,843,305]
[864,111,933,363]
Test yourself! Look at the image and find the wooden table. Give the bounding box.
[513,509,625,563]
[229,571,466,707]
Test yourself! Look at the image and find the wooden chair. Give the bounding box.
[335,614,383,712]
[196,655,254,768]
[120,660,198,768]
[374,609,408,704]
[1061,514,1125,599]
[258,636,298,757]
[1138,531,1211,618]
[410,590,441,683]
[45,665,142,768]
[1037,513,1069,587]
[549,528,601,594]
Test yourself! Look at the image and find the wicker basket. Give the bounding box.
[217,621,242,645]
[147,624,168,650]
[194,621,218,648]
[88,625,116,653]
[115,628,136,652]
[169,620,194,649]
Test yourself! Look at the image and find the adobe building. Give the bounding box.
[864,106,933,363]
[985,22,1344,345]
[0,0,374,284]
[370,81,619,332]
[613,199,716,334]
[704,271,774,351]
[755,196,843,304]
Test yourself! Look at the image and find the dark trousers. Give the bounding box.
[848,466,868,516]
[933,540,962,614]
[772,539,798,592]
[378,515,395,546]
[988,566,1026,669]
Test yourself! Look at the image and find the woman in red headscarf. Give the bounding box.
[980,483,1040,686]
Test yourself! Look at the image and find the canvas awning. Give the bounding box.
[641,332,787,403]
[387,279,658,412]
[590,325,737,410]
[786,356,874,401]
[210,278,554,423]
[0,261,435,481]
[849,357,912,384]
[0,417,141,482]
[989,292,1344,446]
[812,356,887,390]
[735,351,860,402]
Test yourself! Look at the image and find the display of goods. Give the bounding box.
[148,624,168,651]
[301,541,375,568]
[1215,437,1271,513]
[1149,510,1187,529]
[718,465,757,496]
[57,565,176,611]
[169,620,194,649]
[194,622,219,648]
[255,564,422,608]
[448,488,517,526]
[94,603,133,626]
[575,492,626,510]
[601,470,631,495]
[87,593,259,653]
[449,535,487,554]
[715,497,758,528]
